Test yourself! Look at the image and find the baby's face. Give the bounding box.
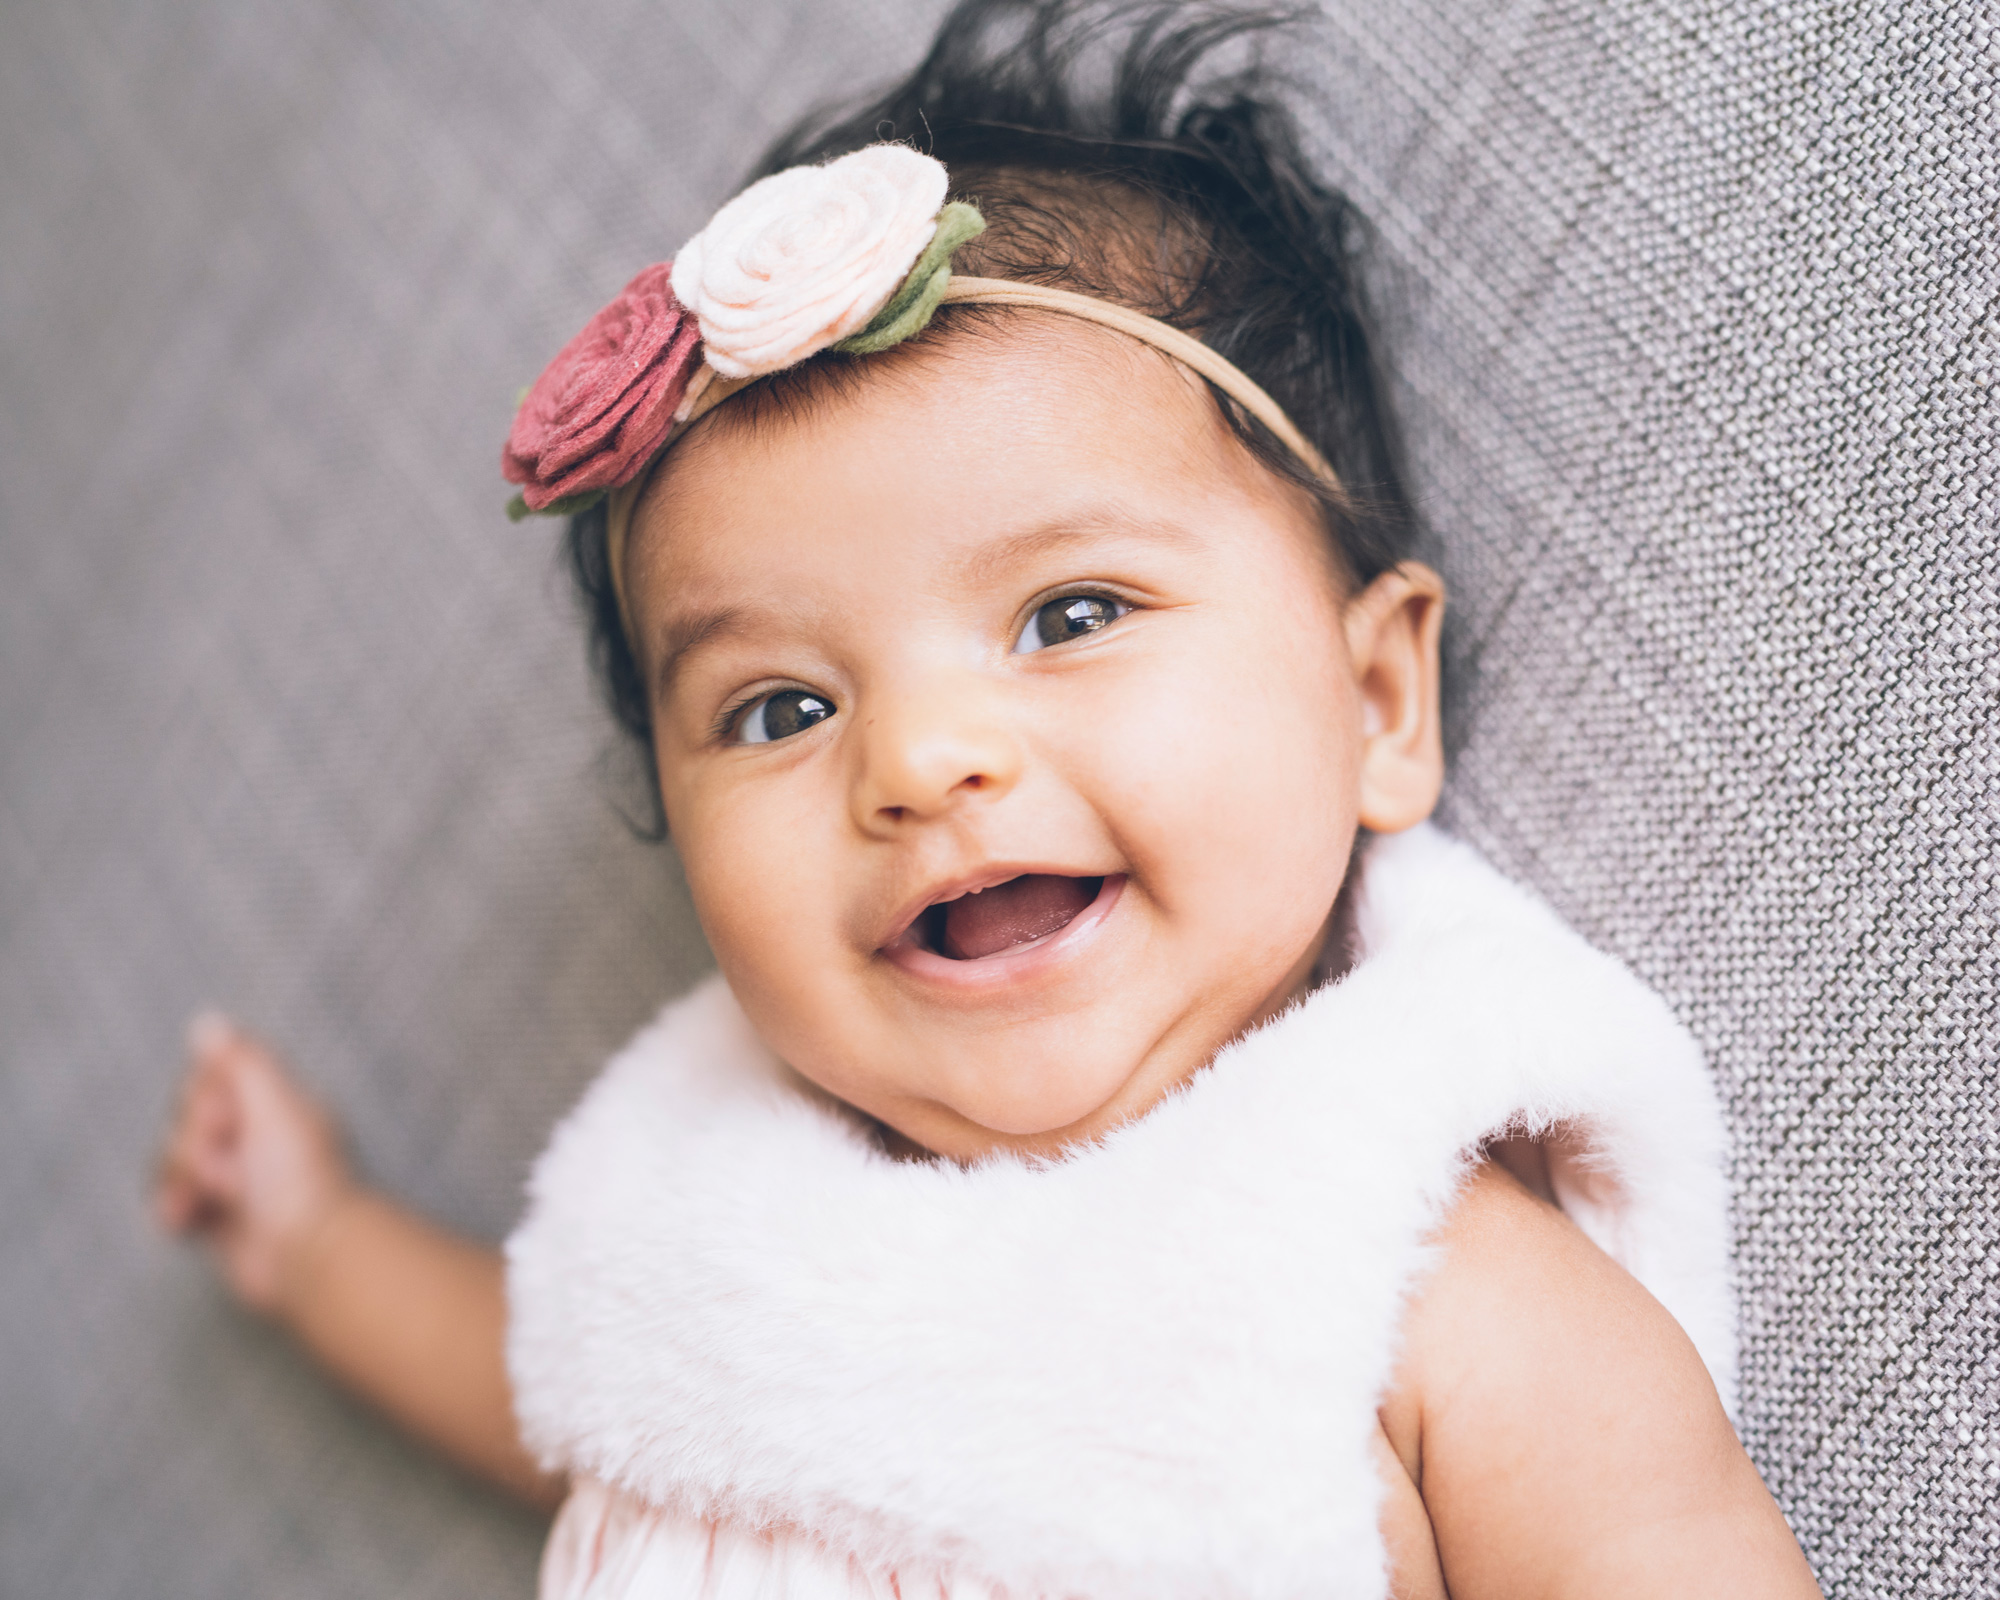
[629,325,1441,1158]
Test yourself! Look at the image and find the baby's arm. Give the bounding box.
[1380,1160,1821,1599]
[154,1016,563,1509]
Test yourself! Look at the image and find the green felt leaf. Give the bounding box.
[506,487,603,522]
[833,202,986,356]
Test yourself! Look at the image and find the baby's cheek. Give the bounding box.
[1089,619,1358,910]
[1198,728,1356,947]
[675,785,844,1017]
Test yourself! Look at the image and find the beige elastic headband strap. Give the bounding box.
[605,275,1338,642]
[942,278,1336,480]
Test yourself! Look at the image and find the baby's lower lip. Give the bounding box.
[879,874,1126,988]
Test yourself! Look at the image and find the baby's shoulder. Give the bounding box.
[1419,1151,1620,1316]
[1376,1159,1607,1461]
[1375,1158,1812,1597]
[1385,1156,1709,1448]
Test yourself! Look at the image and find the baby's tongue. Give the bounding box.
[941,874,1096,960]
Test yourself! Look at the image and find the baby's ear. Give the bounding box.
[1343,563,1446,833]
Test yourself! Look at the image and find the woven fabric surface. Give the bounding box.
[0,1,1992,1597]
[1288,7,1998,1592]
[0,3,943,1596]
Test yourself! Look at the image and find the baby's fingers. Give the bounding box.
[153,1012,250,1229]
[153,1162,210,1232]
[154,1109,241,1226]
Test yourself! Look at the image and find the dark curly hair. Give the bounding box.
[566,0,1416,833]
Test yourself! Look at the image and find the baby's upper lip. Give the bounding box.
[876,862,1110,952]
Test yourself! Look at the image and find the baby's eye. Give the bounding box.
[1013,593,1129,654]
[731,689,835,745]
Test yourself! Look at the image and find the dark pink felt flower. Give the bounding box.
[502,262,703,512]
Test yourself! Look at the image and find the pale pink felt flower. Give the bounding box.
[671,145,948,379]
[502,262,702,511]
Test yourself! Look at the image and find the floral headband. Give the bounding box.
[501,143,1337,638]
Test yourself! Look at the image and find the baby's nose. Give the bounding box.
[850,678,1023,831]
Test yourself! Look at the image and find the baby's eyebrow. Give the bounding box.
[954,510,1204,589]
[651,603,763,699]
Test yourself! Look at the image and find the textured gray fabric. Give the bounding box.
[1292,10,1999,1592]
[0,2,1992,1598]
[0,4,941,1596]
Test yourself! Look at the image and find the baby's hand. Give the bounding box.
[154,1013,353,1316]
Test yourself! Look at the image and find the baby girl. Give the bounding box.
[156,2,1823,1594]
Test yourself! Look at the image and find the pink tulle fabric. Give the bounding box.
[502,263,702,510]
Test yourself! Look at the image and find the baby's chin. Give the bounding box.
[928,1061,1144,1149]
[883,950,1333,1159]
[825,1000,1239,1160]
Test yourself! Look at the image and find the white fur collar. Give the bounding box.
[507,824,1733,1600]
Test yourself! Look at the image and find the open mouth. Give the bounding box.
[910,873,1109,961]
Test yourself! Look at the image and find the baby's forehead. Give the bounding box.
[645,316,1253,534]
